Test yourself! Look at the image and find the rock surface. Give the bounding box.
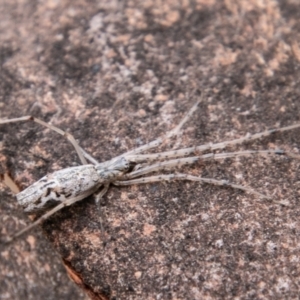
[1,0,300,299]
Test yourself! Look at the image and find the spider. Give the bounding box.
[1,95,299,244]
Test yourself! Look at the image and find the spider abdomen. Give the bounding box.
[17,165,101,213]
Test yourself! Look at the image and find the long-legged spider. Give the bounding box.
[1,95,299,244]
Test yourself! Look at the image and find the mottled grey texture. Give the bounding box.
[1,0,300,299]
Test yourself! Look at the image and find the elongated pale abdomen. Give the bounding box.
[17,165,101,213]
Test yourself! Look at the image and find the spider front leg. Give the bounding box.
[123,122,300,164]
[185,122,300,154]
[115,148,300,202]
[125,148,300,164]
[122,149,299,179]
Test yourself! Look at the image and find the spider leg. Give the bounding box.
[119,95,203,158]
[191,123,300,153]
[1,186,100,245]
[94,184,110,233]
[122,149,298,179]
[114,174,271,200]
[125,148,300,164]
[0,116,99,165]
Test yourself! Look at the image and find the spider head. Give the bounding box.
[95,157,135,182]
